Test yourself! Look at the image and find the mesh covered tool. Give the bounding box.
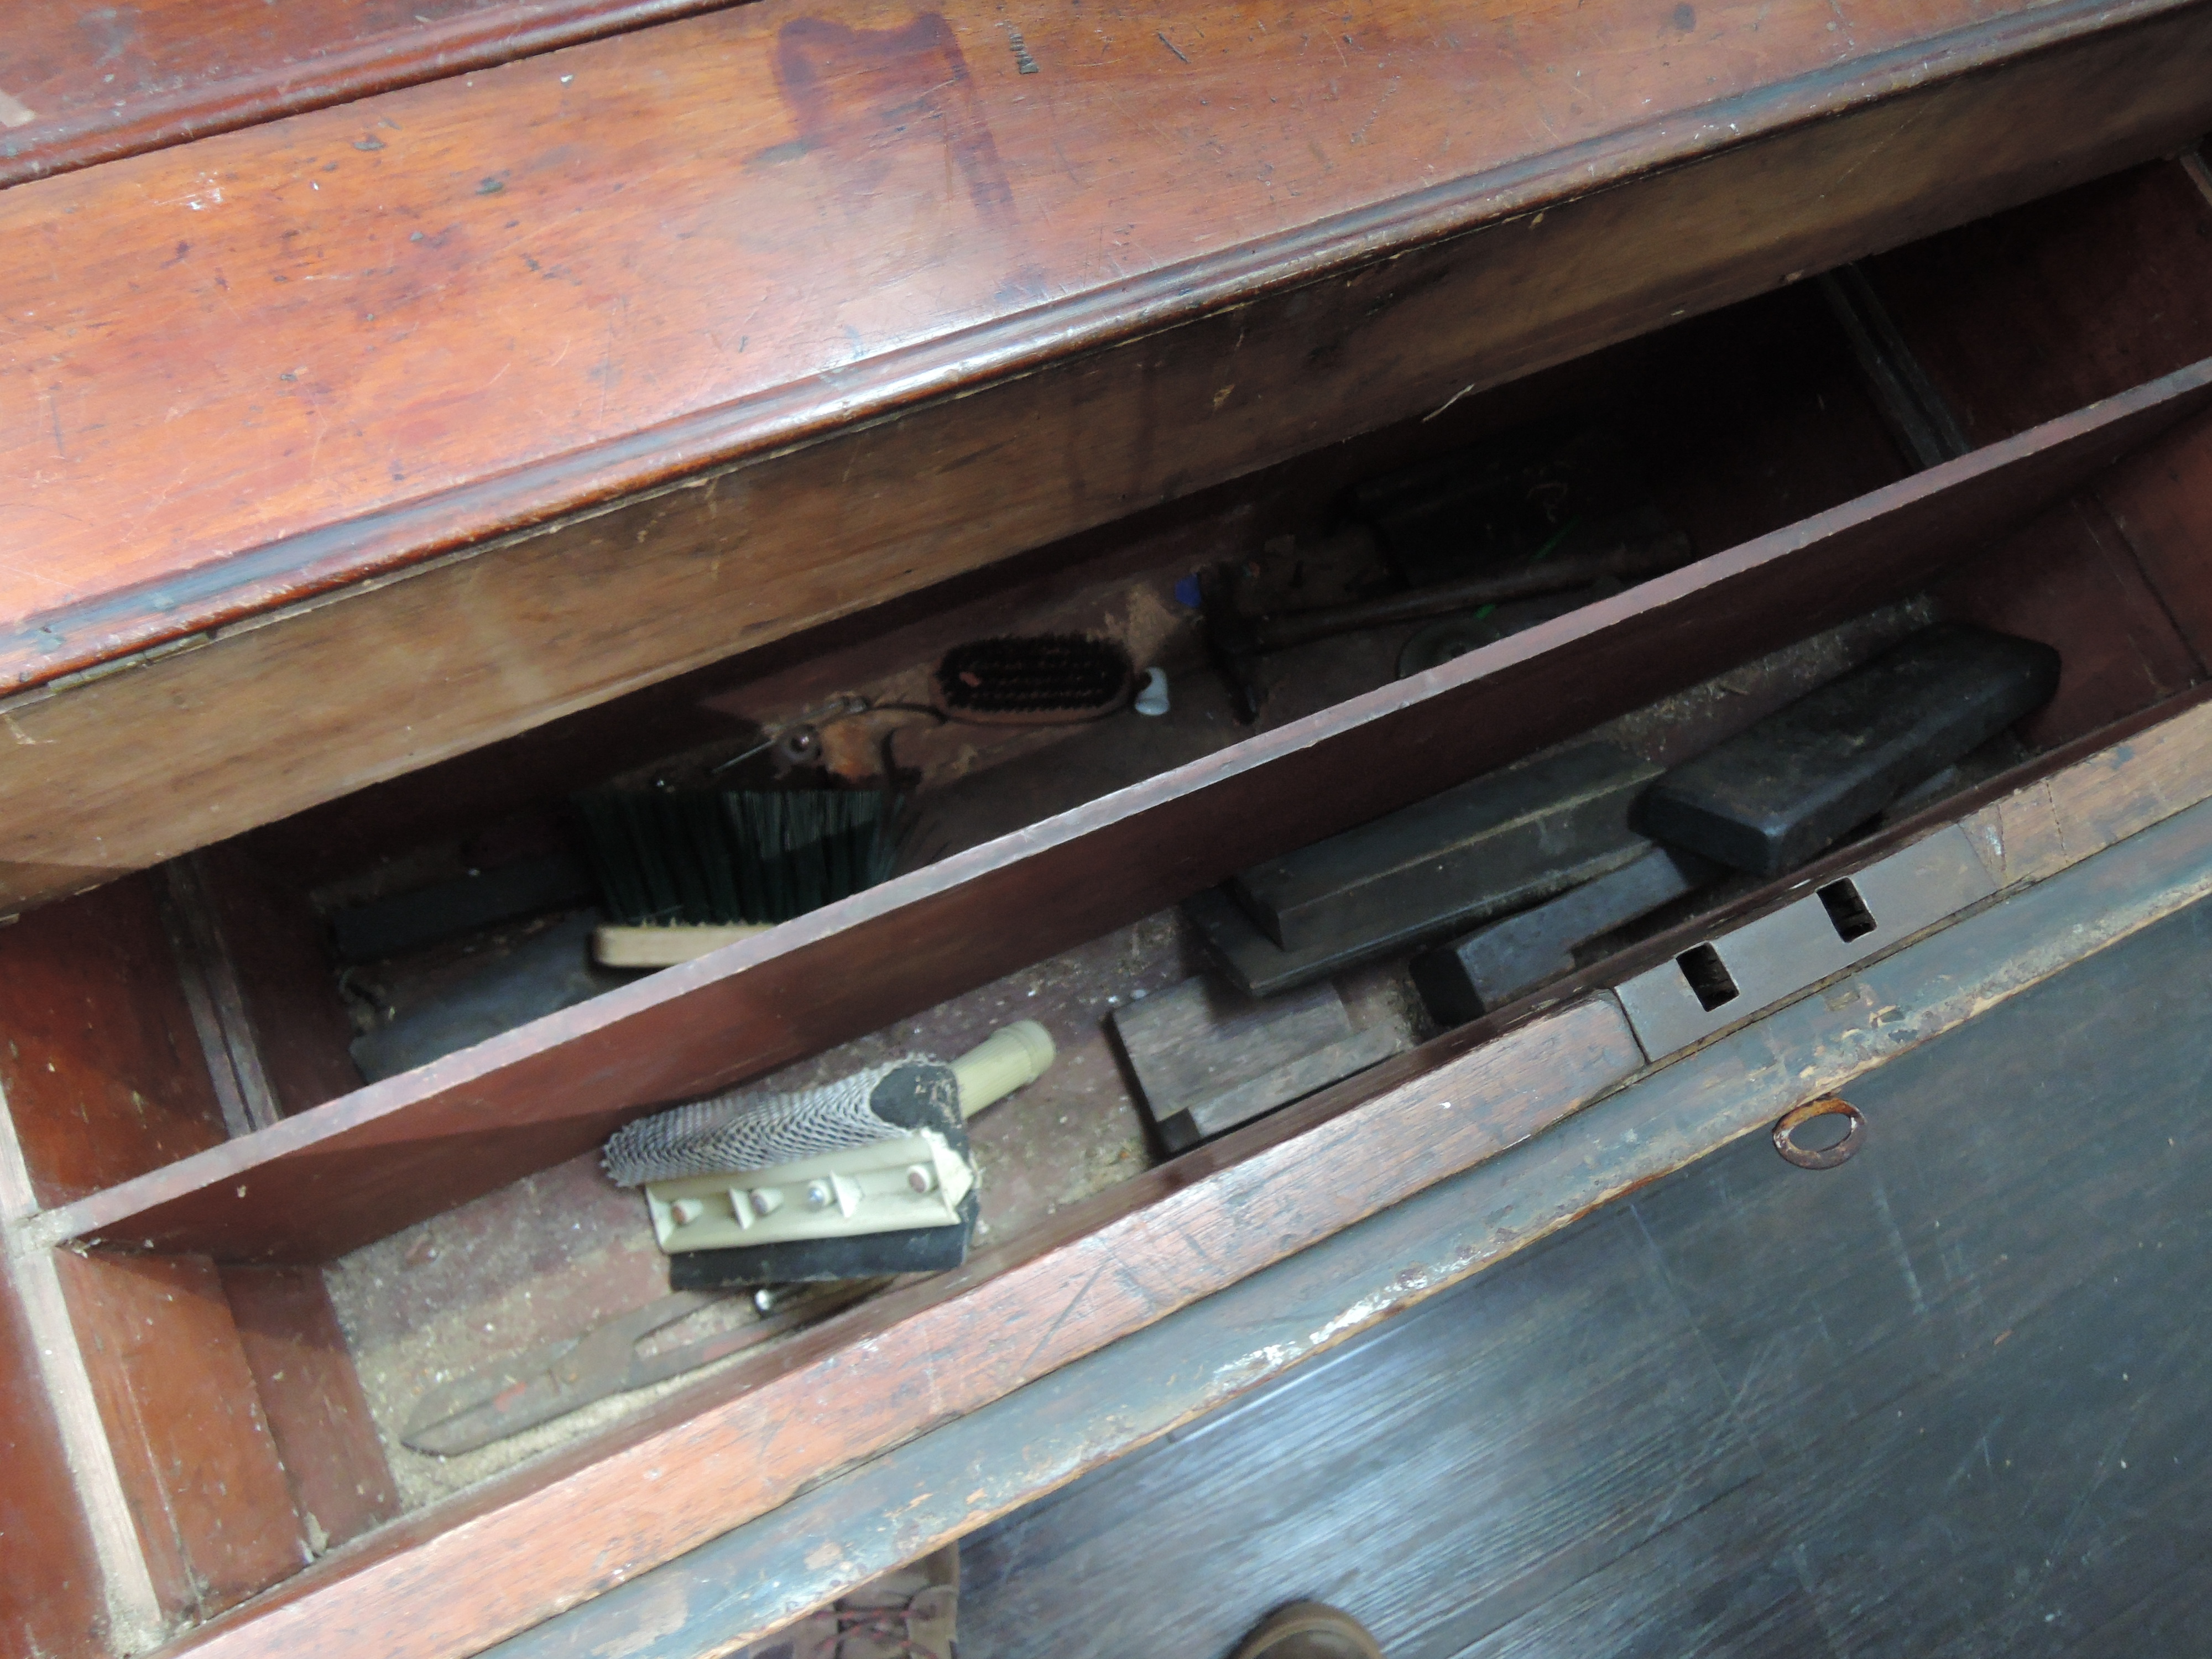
[603,1065,905,1187]
[605,1022,1057,1284]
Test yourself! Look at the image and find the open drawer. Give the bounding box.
[7,152,2212,1659]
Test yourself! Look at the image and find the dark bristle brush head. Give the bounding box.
[935,635,1134,724]
[572,788,901,927]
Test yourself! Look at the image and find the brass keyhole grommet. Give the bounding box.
[1772,1098,1865,1170]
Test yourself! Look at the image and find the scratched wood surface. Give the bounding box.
[147,999,1637,1659]
[959,891,2212,1659]
[0,2,733,189]
[2,1,2210,911]
[109,723,2212,1659]
[5,0,2184,648]
[38,350,2212,1265]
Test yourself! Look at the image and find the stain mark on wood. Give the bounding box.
[771,13,1015,226]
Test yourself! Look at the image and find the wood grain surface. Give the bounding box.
[0,2,734,189]
[0,0,2209,912]
[186,840,371,1117]
[1933,493,2204,749]
[1869,159,2212,447]
[155,997,1641,1659]
[0,1262,114,1659]
[54,1250,310,1624]
[220,1265,402,1551]
[36,351,2212,1265]
[0,873,231,1208]
[1866,155,2212,744]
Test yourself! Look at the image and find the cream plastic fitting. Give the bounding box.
[949,1020,1057,1120]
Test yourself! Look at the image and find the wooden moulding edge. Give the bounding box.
[1,0,2199,689]
[0,1,728,192]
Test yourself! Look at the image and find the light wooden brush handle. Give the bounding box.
[949,1021,1056,1119]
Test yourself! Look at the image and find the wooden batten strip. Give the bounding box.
[30,352,2212,1266]
[0,1104,166,1653]
[0,2,729,191]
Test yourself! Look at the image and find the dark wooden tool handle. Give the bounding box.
[1250,532,1696,651]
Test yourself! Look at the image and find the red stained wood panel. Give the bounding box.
[0,873,230,1207]
[39,353,2212,1266]
[221,1266,401,1550]
[1935,493,2204,748]
[0,1,738,189]
[2,0,2206,676]
[2098,411,2212,658]
[55,1251,310,1622]
[0,1266,113,1659]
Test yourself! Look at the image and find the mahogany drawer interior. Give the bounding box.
[6,149,2212,1658]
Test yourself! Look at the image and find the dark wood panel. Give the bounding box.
[1866,158,2212,444]
[46,351,2212,1266]
[221,1266,401,1551]
[961,1204,1770,1656]
[0,1265,113,1659]
[55,1251,309,1622]
[190,839,366,1115]
[958,892,2212,1659]
[0,1,738,189]
[3,1,2212,913]
[150,1001,1639,1659]
[2098,412,2212,658]
[0,873,230,1207]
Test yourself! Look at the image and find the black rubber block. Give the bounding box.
[1411,842,1718,1026]
[1639,624,2059,876]
[1229,740,1660,952]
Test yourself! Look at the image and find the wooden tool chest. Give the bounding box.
[5,3,2212,1656]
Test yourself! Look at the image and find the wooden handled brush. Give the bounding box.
[575,787,902,968]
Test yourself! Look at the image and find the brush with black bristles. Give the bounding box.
[575,788,901,968]
[934,634,1134,724]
